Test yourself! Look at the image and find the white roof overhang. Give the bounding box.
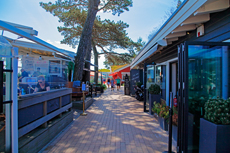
[0,21,38,36]
[131,44,159,69]
[5,37,73,61]
[0,20,73,60]
[131,0,230,69]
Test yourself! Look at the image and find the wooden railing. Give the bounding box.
[18,88,72,138]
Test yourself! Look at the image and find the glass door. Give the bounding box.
[0,36,18,153]
[0,38,12,153]
[178,41,230,153]
[144,63,155,112]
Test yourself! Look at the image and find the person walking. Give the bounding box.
[107,77,111,88]
[111,78,115,91]
[116,76,121,91]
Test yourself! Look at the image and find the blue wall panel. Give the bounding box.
[47,98,59,114]
[18,103,43,128]
[62,95,70,107]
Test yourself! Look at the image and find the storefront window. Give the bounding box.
[18,55,68,96]
[187,44,229,152]
[146,65,155,89]
[156,66,161,84]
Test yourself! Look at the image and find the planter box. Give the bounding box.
[172,125,177,141]
[158,116,168,131]
[199,118,230,153]
[149,94,161,115]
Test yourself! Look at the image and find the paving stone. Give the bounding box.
[42,87,176,153]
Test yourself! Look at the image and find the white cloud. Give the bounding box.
[46,39,76,52]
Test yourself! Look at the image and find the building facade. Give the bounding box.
[130,0,230,152]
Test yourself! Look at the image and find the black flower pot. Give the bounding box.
[199,118,230,153]
[100,87,104,93]
[158,116,168,131]
[149,93,161,115]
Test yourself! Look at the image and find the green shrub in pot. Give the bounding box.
[152,101,161,115]
[159,100,169,119]
[152,100,169,119]
[101,84,107,90]
[204,97,230,125]
[148,84,161,95]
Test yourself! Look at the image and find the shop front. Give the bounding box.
[0,21,74,152]
[130,0,230,152]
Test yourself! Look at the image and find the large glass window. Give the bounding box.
[18,55,68,96]
[156,66,161,84]
[146,65,155,88]
[187,44,229,152]
[0,36,12,152]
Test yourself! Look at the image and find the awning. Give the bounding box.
[109,72,118,76]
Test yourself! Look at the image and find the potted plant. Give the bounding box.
[148,84,161,115]
[100,84,107,93]
[152,101,161,119]
[158,99,169,131]
[199,97,230,153]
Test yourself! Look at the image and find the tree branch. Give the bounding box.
[98,0,112,11]
[97,44,133,57]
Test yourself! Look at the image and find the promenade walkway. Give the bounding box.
[42,87,176,153]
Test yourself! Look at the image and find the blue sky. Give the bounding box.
[0,0,178,69]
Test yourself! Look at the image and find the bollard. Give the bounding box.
[81,91,87,116]
[81,83,87,116]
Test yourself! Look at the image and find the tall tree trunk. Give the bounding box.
[92,41,98,84]
[73,0,100,81]
[83,38,92,83]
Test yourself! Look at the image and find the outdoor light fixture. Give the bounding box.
[39,56,42,60]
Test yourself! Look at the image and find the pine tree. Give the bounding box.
[40,0,133,81]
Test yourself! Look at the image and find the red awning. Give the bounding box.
[109,72,118,76]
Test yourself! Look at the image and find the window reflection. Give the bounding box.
[187,45,230,152]
[18,55,68,96]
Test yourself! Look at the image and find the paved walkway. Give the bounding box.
[42,87,176,153]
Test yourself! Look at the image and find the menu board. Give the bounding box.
[130,69,143,96]
[22,56,35,72]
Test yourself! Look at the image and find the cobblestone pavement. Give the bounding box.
[42,87,176,153]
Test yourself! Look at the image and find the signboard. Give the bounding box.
[82,83,86,91]
[130,69,143,96]
[22,57,35,72]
